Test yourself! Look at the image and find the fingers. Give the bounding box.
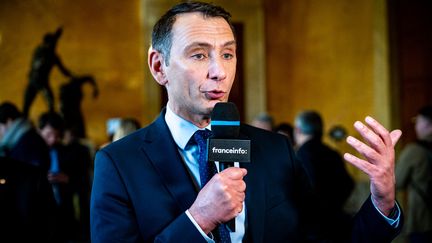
[353,116,401,150]
[364,116,391,146]
[354,120,385,153]
[344,152,375,177]
[222,167,247,179]
[344,116,394,174]
[216,167,247,193]
[353,116,402,155]
[346,135,379,164]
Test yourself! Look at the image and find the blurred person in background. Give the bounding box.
[250,112,274,131]
[112,117,141,142]
[294,110,355,242]
[63,126,94,242]
[396,105,432,243]
[274,122,295,146]
[0,102,56,242]
[98,117,121,149]
[38,112,76,242]
[0,102,50,169]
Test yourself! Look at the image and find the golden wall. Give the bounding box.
[264,0,392,157]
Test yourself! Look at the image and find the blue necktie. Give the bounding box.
[193,130,232,243]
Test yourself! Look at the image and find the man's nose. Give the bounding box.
[208,57,227,81]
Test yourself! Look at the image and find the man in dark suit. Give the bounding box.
[91,2,403,242]
[0,102,50,170]
[294,110,355,242]
[0,102,57,242]
[38,112,76,242]
[0,156,56,242]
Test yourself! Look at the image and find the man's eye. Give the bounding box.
[222,53,234,59]
[192,54,206,60]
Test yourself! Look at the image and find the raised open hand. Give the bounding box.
[344,116,402,215]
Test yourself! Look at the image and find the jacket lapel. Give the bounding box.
[140,111,198,212]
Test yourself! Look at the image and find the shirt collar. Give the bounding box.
[165,106,211,150]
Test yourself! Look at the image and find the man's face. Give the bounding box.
[39,125,62,147]
[162,13,237,124]
[251,120,272,131]
[0,119,13,140]
[0,123,7,140]
[415,115,432,140]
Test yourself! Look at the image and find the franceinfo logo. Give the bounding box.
[212,147,248,155]
[207,139,251,163]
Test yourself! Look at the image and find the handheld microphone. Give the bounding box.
[208,102,251,232]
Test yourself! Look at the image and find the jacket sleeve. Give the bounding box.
[351,196,404,243]
[90,150,207,243]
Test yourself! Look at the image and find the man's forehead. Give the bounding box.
[172,12,234,35]
[174,11,225,22]
[170,13,236,52]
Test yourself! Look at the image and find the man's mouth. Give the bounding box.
[205,90,225,99]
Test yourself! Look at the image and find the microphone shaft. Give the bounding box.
[219,162,234,171]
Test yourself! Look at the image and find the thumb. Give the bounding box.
[390,129,402,147]
[224,167,247,179]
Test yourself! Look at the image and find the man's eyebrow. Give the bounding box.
[223,40,236,48]
[184,40,237,51]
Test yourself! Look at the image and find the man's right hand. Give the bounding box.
[188,167,247,234]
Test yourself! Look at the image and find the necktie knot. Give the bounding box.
[193,129,212,145]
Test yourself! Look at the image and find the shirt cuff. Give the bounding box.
[185,210,215,243]
[372,200,401,228]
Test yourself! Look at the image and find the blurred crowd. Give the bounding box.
[0,101,140,243]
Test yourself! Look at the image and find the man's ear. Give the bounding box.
[148,47,167,86]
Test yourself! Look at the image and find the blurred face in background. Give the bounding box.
[251,120,272,131]
[0,120,13,140]
[0,123,7,140]
[39,125,62,147]
[415,115,432,140]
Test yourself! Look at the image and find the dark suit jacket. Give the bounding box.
[296,138,355,242]
[8,129,50,170]
[91,111,403,243]
[50,144,78,238]
[0,156,56,242]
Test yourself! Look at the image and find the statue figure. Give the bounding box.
[59,75,98,138]
[23,27,72,117]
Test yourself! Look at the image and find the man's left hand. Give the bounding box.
[344,116,402,216]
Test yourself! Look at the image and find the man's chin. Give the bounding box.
[207,100,223,110]
[210,99,227,106]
